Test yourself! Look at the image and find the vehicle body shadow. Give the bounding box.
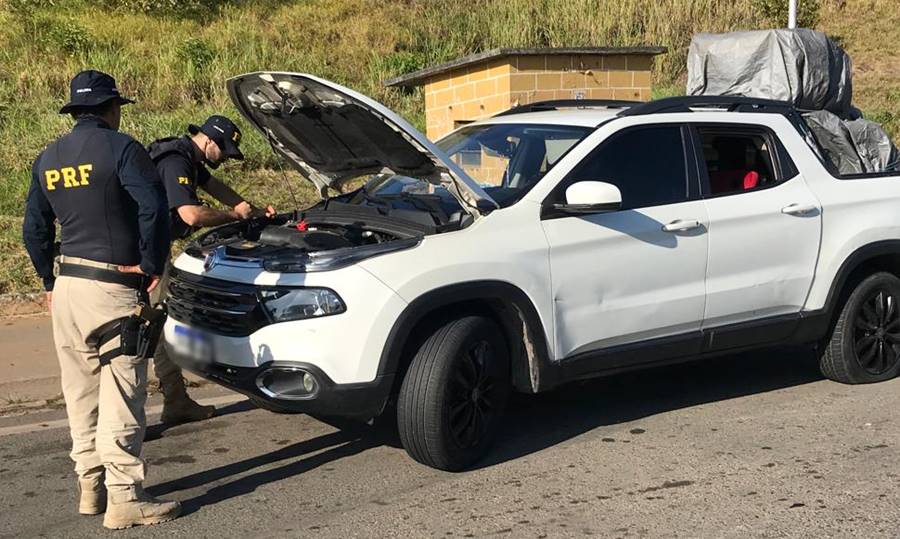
[473,345,825,469]
[146,346,825,513]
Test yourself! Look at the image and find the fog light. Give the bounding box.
[303,372,317,393]
[255,367,319,401]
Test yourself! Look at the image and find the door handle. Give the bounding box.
[662,219,701,232]
[781,203,817,216]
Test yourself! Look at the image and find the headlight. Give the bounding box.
[259,288,345,322]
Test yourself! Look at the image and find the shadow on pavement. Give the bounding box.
[477,345,825,469]
[147,429,382,516]
[148,346,825,512]
[144,399,256,442]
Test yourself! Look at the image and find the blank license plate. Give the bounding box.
[172,325,213,364]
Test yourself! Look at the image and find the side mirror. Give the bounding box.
[553,181,622,214]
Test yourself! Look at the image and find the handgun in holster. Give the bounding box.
[118,302,167,360]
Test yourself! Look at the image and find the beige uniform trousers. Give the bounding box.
[51,256,147,503]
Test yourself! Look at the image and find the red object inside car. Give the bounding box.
[742,171,759,189]
[710,170,760,193]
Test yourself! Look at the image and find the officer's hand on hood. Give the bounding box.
[234,201,254,220]
[253,204,276,218]
[234,201,276,220]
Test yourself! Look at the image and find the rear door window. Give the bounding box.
[694,125,798,196]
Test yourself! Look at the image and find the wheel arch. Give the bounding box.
[804,240,900,346]
[377,281,556,395]
[823,241,900,315]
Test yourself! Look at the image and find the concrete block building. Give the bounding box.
[384,47,666,139]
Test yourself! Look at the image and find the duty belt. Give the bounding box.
[58,262,145,290]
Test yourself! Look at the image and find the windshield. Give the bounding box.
[436,123,591,207]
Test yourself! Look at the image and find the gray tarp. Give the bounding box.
[687,28,899,174]
[687,28,853,118]
[845,118,900,173]
[803,110,900,175]
[802,110,864,175]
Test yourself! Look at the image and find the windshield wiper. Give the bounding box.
[352,185,394,216]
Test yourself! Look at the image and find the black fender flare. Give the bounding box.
[376,281,556,392]
[791,240,900,345]
[821,240,900,315]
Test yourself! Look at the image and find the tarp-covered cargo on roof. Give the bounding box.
[687,28,854,118]
[687,28,898,174]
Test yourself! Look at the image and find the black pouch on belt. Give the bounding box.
[112,303,166,360]
[119,315,142,356]
[135,303,167,359]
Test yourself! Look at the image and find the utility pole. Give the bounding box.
[788,0,798,28]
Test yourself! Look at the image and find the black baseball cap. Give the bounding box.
[188,115,244,160]
[59,70,135,114]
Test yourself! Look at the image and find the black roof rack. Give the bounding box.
[618,96,796,117]
[493,99,640,117]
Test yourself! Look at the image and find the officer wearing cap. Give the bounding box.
[146,115,274,424]
[22,70,181,530]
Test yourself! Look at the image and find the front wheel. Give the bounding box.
[397,315,511,471]
[820,272,900,384]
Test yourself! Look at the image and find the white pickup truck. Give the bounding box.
[164,72,900,471]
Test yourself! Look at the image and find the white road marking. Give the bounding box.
[0,395,247,437]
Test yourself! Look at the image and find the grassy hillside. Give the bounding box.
[1,0,898,294]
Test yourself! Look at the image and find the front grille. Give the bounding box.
[165,270,268,337]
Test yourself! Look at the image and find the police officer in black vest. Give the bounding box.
[22,70,181,529]
[146,115,274,424]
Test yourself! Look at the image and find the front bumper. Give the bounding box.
[166,344,394,419]
[162,254,409,419]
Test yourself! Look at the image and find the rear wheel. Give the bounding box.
[397,315,510,471]
[821,272,900,384]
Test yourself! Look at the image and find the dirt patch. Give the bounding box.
[0,294,47,319]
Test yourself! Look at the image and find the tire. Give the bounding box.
[397,315,511,471]
[821,272,900,384]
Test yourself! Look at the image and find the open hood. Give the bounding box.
[226,72,498,213]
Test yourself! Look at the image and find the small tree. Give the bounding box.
[754,0,821,28]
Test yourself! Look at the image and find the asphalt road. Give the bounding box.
[1,347,898,539]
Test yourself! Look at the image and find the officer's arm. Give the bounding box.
[200,174,244,208]
[22,160,57,291]
[177,204,240,228]
[202,175,276,219]
[117,141,170,276]
[158,156,241,228]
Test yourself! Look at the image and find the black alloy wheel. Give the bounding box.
[821,271,900,384]
[853,289,900,375]
[448,340,499,449]
[397,315,511,471]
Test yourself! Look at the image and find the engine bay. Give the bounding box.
[184,198,455,263]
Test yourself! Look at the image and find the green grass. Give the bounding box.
[1,0,898,294]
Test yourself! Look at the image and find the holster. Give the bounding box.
[98,303,167,365]
[135,302,167,359]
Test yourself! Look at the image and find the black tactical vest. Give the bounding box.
[147,136,203,239]
[34,118,142,266]
[147,136,192,170]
